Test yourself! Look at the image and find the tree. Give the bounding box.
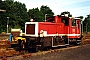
[0,0,2,3]
[60,11,72,17]
[0,0,29,33]
[28,5,54,22]
[28,8,44,22]
[40,5,54,19]
[83,14,90,32]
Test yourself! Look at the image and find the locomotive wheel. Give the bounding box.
[69,41,79,46]
[18,39,22,52]
[36,42,44,51]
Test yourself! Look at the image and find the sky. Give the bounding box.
[14,0,90,17]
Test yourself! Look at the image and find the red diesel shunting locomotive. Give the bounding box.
[24,15,81,50]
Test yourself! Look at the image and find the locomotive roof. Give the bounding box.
[69,17,81,20]
[46,15,69,20]
[46,15,72,22]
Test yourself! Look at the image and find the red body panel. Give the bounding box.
[25,15,81,39]
[38,22,65,34]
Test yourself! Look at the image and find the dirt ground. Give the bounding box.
[17,44,90,60]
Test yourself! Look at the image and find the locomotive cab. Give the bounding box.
[69,17,81,45]
[61,17,69,26]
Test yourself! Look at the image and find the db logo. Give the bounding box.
[72,29,75,32]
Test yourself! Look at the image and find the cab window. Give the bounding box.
[72,19,76,26]
[61,18,69,26]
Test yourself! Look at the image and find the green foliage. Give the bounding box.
[0,0,1,1]
[83,14,90,32]
[0,0,29,33]
[28,5,54,22]
[28,8,44,22]
[40,5,54,18]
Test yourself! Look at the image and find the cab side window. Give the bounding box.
[72,19,76,26]
[61,18,69,26]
